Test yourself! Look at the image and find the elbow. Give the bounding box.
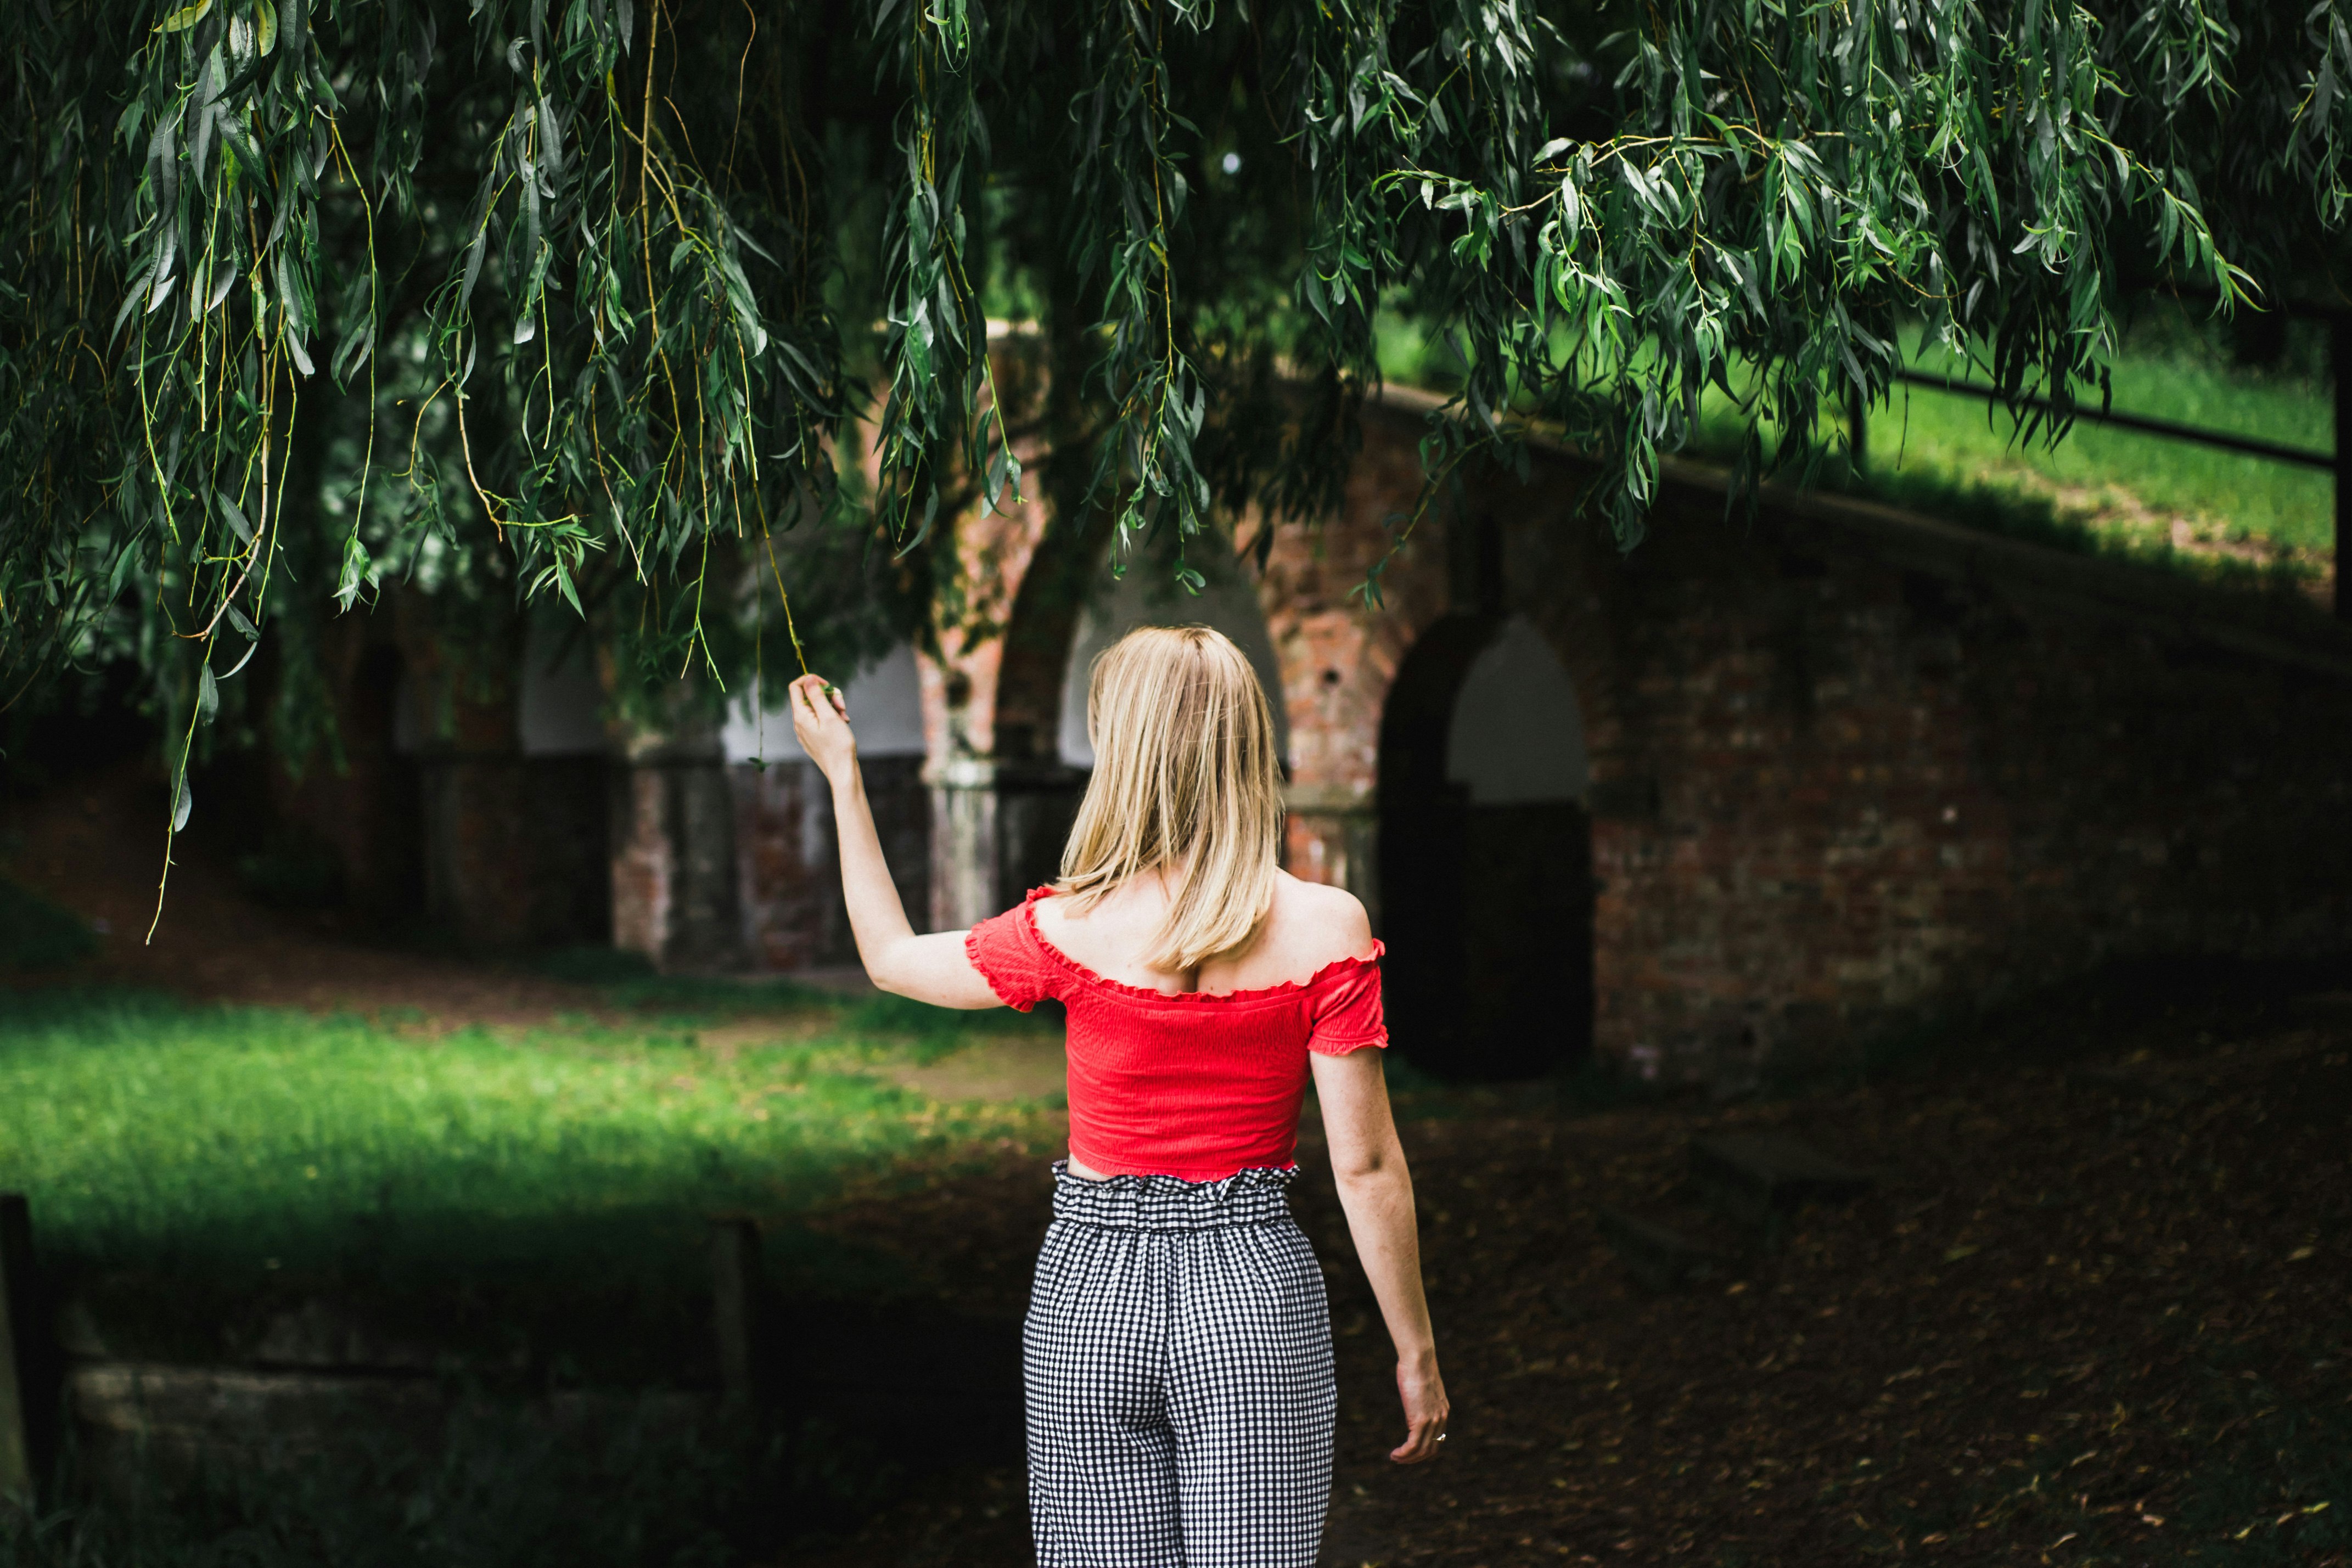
[1331,1145,1400,1188]
[858,933,933,999]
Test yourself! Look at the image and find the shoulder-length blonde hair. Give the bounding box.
[1056,624,1284,971]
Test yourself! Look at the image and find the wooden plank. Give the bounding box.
[65,1363,714,1491]
[2334,314,2349,621]
[70,1362,448,1451]
[0,1194,41,1507]
[710,1218,762,1406]
[1689,1132,1874,1233]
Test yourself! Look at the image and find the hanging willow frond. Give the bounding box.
[3,0,2349,834]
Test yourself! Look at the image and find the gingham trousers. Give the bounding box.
[1024,1162,1337,1567]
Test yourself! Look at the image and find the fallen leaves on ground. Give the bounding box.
[798,1002,2350,1567]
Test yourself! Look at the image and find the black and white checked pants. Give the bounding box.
[1024,1162,1336,1567]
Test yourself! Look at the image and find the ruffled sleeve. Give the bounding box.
[1305,942,1387,1054]
[963,890,1062,1012]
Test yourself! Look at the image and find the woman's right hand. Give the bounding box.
[1392,1348,1450,1463]
[788,673,856,785]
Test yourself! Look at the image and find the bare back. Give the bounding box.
[1031,869,1374,999]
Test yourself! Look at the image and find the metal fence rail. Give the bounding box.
[1848,311,2348,620]
[1883,369,2333,471]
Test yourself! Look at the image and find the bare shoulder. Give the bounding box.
[1268,872,1374,968]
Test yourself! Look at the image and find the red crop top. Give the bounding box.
[963,887,1388,1182]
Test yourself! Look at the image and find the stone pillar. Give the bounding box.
[927,757,1086,931]
[928,757,1002,933]
[1283,782,1381,929]
[998,759,1087,910]
[612,715,745,973]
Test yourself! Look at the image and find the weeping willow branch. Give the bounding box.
[1,0,2348,848]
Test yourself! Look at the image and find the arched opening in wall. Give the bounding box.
[1378,614,1592,1081]
[1010,547,1288,920]
[1056,557,1288,770]
[198,627,425,927]
[957,524,1287,930]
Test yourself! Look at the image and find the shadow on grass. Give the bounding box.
[0,981,1043,1565]
[525,945,1062,1063]
[0,985,1054,1381]
[527,945,835,1013]
[1,1398,927,1568]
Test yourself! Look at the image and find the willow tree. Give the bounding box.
[3,1,2348,846]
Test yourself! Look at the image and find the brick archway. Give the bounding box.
[1377,606,1595,1081]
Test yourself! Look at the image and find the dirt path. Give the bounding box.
[797,1003,2351,1567]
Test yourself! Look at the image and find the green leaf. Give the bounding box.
[334,533,371,611]
[215,112,266,190]
[158,0,215,32]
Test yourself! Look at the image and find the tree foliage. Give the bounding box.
[3,0,2349,807]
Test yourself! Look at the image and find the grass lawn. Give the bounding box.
[1872,323,2331,557]
[0,983,1064,1378]
[1379,300,2336,586]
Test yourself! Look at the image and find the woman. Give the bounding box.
[789,624,1446,1568]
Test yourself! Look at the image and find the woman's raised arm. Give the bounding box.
[788,673,1003,1009]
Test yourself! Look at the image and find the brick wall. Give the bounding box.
[733,756,928,970]
[255,386,2351,1052]
[263,594,606,952]
[1299,397,2352,1082]
[1252,421,1453,925]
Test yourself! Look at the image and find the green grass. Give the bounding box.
[1377,301,2337,580]
[0,987,1060,1374]
[1876,322,2331,555]
[527,944,1046,1055]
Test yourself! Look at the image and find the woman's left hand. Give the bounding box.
[1391,1349,1450,1463]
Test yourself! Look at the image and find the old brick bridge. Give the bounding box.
[277,390,2352,1087]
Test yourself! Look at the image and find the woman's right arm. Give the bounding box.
[788,674,1002,1010]
[1311,1046,1450,1463]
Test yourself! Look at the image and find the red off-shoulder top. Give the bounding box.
[963,887,1387,1182]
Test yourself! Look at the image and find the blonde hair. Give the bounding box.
[1056,625,1284,971]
